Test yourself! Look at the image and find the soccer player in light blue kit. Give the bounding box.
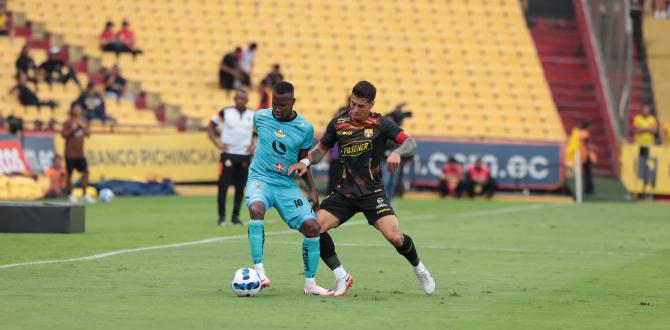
[245,81,333,296]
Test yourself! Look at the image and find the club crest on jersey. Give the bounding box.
[336,118,349,124]
[274,163,285,171]
[275,130,286,138]
[364,129,374,138]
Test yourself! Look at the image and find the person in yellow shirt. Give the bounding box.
[0,9,8,36]
[633,105,658,146]
[633,105,658,198]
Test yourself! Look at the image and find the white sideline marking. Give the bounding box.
[0,203,567,270]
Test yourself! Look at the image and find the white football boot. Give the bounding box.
[334,274,355,296]
[413,262,436,295]
[304,281,335,296]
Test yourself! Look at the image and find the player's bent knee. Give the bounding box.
[248,202,266,219]
[316,209,339,233]
[300,219,320,238]
[386,233,404,247]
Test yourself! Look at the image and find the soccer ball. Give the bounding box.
[231,267,262,297]
[99,188,115,203]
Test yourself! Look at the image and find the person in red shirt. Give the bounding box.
[99,21,116,50]
[439,156,464,198]
[465,158,497,199]
[100,20,142,58]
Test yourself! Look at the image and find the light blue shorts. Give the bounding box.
[245,180,316,230]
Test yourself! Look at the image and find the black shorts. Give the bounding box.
[320,191,395,225]
[65,158,88,175]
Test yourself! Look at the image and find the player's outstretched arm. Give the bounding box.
[387,137,417,173]
[295,149,319,210]
[287,142,330,176]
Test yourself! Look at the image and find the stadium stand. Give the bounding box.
[6,0,565,142]
[529,18,616,174]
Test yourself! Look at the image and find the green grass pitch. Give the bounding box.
[1,196,669,329]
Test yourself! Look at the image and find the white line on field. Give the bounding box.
[266,241,659,257]
[0,203,568,270]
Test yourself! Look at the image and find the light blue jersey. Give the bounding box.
[248,109,314,187]
[246,109,316,229]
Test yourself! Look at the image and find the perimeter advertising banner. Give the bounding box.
[0,140,31,175]
[54,133,220,182]
[309,138,565,190]
[0,133,55,174]
[408,139,564,189]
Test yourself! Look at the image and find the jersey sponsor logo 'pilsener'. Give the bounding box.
[340,140,372,157]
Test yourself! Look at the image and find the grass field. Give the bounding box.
[1,196,669,329]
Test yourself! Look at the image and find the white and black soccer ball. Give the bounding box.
[99,188,115,203]
[231,267,262,297]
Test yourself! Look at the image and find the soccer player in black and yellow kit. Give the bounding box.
[289,81,435,295]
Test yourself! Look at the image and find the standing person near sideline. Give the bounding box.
[632,104,658,197]
[289,81,435,296]
[244,81,333,295]
[61,103,94,203]
[578,121,597,195]
[207,89,256,225]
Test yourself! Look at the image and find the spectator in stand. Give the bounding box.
[238,42,257,87]
[0,9,8,36]
[265,63,284,87]
[577,121,597,195]
[6,114,24,135]
[439,157,465,198]
[76,82,114,123]
[99,21,117,52]
[465,158,497,199]
[39,47,82,90]
[104,64,127,100]
[101,21,142,57]
[8,73,57,110]
[116,20,142,57]
[44,154,68,198]
[219,48,241,92]
[633,105,658,196]
[257,78,272,109]
[15,45,38,85]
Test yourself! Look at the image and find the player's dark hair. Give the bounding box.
[273,81,294,96]
[352,81,376,102]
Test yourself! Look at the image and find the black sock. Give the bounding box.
[320,232,341,270]
[396,234,420,267]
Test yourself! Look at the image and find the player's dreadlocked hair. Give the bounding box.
[352,80,376,102]
[272,81,294,96]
